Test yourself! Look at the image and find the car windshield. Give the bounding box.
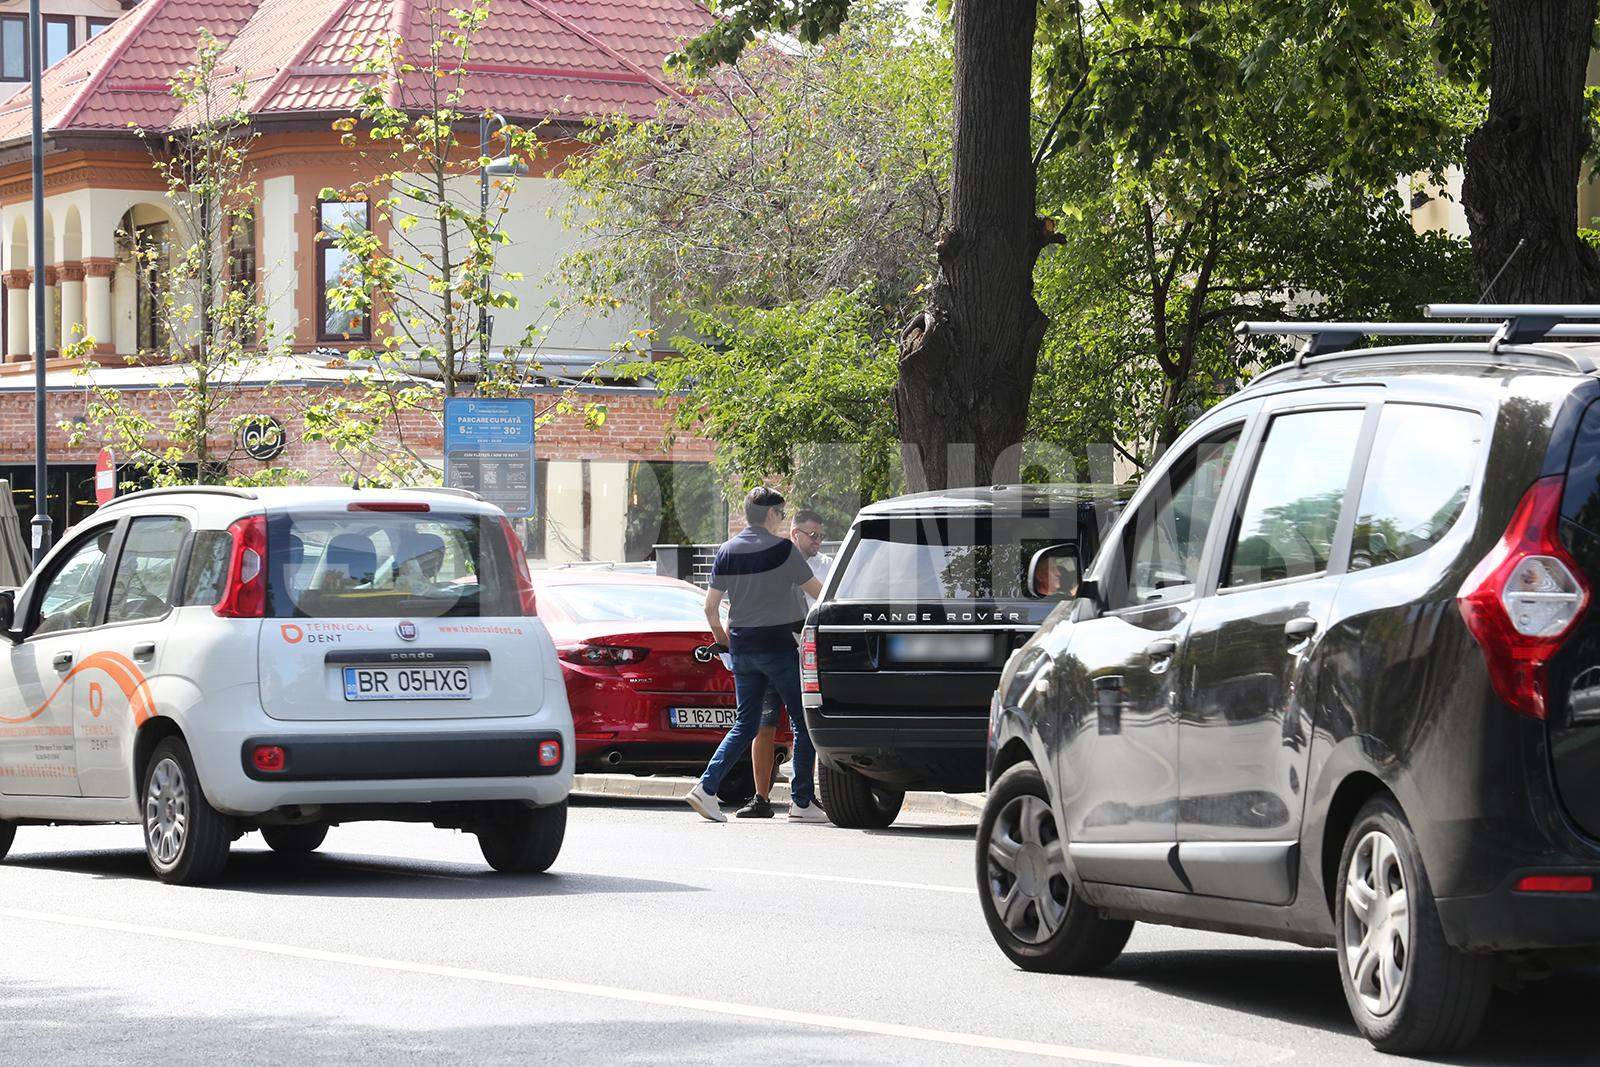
[540,582,718,624]
[833,516,1087,601]
[265,510,519,619]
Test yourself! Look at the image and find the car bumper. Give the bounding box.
[187,689,573,816]
[1437,870,1600,952]
[806,705,988,792]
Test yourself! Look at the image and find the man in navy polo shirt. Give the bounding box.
[685,487,826,823]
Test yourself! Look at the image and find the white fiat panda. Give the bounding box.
[0,486,573,884]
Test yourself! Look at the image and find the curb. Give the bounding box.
[573,773,984,819]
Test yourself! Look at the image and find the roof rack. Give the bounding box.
[1237,305,1600,387]
[99,486,260,507]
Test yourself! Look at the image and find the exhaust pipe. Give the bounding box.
[604,750,623,767]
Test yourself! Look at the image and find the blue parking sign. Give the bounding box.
[444,398,536,518]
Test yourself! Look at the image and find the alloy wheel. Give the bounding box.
[986,794,1071,944]
[144,757,190,869]
[1343,829,1411,1016]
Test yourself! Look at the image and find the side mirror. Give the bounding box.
[0,588,16,641]
[1027,544,1081,600]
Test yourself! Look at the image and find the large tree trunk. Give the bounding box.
[894,0,1047,491]
[1462,0,1600,302]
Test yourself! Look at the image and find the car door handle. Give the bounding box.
[1146,638,1178,659]
[1284,617,1318,643]
[133,643,157,663]
[52,652,73,672]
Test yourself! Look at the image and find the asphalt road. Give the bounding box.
[0,795,1594,1066]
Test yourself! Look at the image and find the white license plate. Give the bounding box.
[669,706,736,729]
[343,665,472,701]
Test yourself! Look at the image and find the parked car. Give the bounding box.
[803,485,1119,828]
[981,308,1600,1055]
[0,486,572,884]
[534,568,790,803]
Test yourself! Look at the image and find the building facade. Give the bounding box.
[0,0,728,562]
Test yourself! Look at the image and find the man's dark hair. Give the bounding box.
[744,486,786,526]
[792,508,825,527]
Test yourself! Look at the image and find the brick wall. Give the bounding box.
[0,380,714,479]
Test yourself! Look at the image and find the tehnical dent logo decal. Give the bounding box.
[396,620,419,642]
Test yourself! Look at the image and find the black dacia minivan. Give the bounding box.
[801,485,1119,828]
[982,307,1600,1056]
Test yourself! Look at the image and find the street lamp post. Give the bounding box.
[27,0,50,565]
[476,112,526,367]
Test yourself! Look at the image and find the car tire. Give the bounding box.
[716,764,757,806]
[142,737,232,886]
[1335,795,1494,1055]
[477,801,567,874]
[817,762,904,829]
[262,823,329,855]
[977,764,1132,974]
[0,820,14,861]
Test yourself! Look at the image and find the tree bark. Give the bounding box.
[1462,0,1600,302]
[893,0,1047,491]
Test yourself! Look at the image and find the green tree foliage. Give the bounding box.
[657,291,900,522]
[1031,10,1478,466]
[66,31,299,488]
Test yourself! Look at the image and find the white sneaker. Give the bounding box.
[685,783,727,823]
[788,800,829,823]
[778,760,795,783]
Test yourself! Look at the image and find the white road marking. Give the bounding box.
[0,905,1214,1067]
[709,865,979,895]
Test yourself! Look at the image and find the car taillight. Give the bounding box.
[347,500,430,512]
[538,739,562,767]
[557,643,649,666]
[496,516,537,615]
[801,626,819,694]
[251,744,286,773]
[214,515,268,619]
[1457,476,1589,719]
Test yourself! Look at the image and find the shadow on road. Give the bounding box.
[861,822,976,841]
[1111,947,1600,1065]
[6,847,705,901]
[570,794,687,812]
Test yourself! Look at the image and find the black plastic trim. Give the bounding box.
[324,648,492,664]
[240,730,561,781]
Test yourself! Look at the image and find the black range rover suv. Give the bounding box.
[802,484,1118,828]
[981,306,1600,1055]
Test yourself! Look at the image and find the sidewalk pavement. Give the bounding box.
[572,773,985,819]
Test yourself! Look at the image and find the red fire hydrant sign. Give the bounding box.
[95,447,116,505]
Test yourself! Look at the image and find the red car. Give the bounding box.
[533,568,792,803]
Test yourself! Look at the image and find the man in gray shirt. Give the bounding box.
[685,488,825,823]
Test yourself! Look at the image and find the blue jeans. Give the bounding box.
[699,647,815,807]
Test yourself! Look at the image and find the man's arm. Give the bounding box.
[704,587,731,647]
[800,577,822,602]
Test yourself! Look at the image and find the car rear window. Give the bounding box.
[538,582,715,624]
[265,511,518,619]
[832,516,1084,601]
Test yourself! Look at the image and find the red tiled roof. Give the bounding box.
[0,0,710,144]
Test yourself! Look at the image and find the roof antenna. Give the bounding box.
[1477,237,1526,303]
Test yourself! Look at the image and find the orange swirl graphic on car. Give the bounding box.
[0,652,155,727]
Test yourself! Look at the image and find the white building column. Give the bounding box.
[59,262,84,352]
[83,257,114,353]
[3,271,27,361]
[41,267,58,354]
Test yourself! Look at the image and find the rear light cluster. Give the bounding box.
[497,516,538,616]
[558,643,649,666]
[251,744,286,773]
[537,739,562,767]
[1458,476,1590,719]
[214,515,268,619]
[347,500,430,512]
[801,626,819,694]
